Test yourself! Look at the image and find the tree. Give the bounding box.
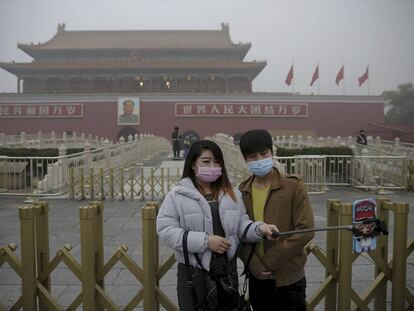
[383,83,414,123]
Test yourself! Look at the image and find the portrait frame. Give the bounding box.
[117,97,140,125]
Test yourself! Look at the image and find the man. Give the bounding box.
[171,126,182,158]
[119,99,139,124]
[238,129,314,311]
[357,129,368,146]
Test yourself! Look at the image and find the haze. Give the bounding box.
[0,0,413,96]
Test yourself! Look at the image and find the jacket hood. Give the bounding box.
[173,177,205,201]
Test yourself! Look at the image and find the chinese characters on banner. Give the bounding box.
[0,103,83,118]
[175,102,308,117]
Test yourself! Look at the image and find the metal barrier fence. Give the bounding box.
[307,199,413,310]
[0,135,171,196]
[69,166,183,201]
[273,135,414,157]
[213,134,408,193]
[0,200,412,310]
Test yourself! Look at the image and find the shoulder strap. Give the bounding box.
[236,222,257,276]
[182,231,203,308]
[184,231,204,269]
[182,231,190,266]
[235,222,253,258]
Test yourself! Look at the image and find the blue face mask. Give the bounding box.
[247,157,273,177]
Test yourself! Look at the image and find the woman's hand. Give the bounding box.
[258,223,279,240]
[207,235,232,254]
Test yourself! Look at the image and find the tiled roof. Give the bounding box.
[18,24,247,50]
[0,60,266,74]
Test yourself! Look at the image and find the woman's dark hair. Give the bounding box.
[239,129,273,159]
[182,140,236,202]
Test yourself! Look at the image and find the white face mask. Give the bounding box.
[247,157,273,177]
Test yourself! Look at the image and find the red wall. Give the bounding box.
[0,97,385,142]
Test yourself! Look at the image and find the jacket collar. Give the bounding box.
[239,167,284,194]
[174,177,224,201]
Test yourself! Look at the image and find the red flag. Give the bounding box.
[358,66,369,86]
[285,65,294,86]
[310,65,319,86]
[335,65,344,85]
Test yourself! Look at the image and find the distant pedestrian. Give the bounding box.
[183,136,191,159]
[357,129,368,146]
[171,126,182,158]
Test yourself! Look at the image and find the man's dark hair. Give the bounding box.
[239,129,273,159]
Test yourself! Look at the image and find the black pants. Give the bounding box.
[249,276,306,311]
[173,141,181,158]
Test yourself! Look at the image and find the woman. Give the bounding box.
[156,140,277,310]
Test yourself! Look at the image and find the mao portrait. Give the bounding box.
[118,98,140,125]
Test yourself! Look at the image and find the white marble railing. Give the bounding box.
[0,134,171,195]
[0,131,110,149]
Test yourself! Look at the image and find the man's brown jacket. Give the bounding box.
[238,168,315,287]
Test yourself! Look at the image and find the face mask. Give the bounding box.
[196,165,222,183]
[247,157,273,177]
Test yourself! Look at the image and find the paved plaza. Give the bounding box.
[0,157,413,310]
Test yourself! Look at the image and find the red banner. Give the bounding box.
[175,102,307,117]
[0,103,83,118]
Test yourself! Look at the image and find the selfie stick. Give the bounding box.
[271,219,388,239]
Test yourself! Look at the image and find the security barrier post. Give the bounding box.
[89,167,94,200]
[150,168,155,200]
[374,198,390,311]
[325,200,340,310]
[19,205,38,310]
[337,203,353,311]
[130,168,134,200]
[147,201,160,311]
[161,168,165,197]
[120,167,125,200]
[69,167,75,199]
[99,168,105,201]
[93,201,105,311]
[80,203,98,310]
[35,202,50,310]
[80,167,85,200]
[140,167,145,200]
[109,168,114,200]
[391,202,409,310]
[142,203,157,310]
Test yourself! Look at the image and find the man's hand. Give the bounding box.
[256,271,273,280]
[258,223,279,240]
[207,235,232,254]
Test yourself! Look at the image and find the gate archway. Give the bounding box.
[117,127,139,140]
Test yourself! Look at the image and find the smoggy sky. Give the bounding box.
[0,0,413,96]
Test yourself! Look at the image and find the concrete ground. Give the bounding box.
[0,157,413,310]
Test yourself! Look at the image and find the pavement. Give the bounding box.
[0,155,413,310]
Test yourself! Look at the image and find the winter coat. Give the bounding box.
[156,177,263,271]
[239,168,315,287]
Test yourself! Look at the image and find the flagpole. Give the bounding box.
[318,63,320,95]
[292,61,295,94]
[342,62,346,95]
